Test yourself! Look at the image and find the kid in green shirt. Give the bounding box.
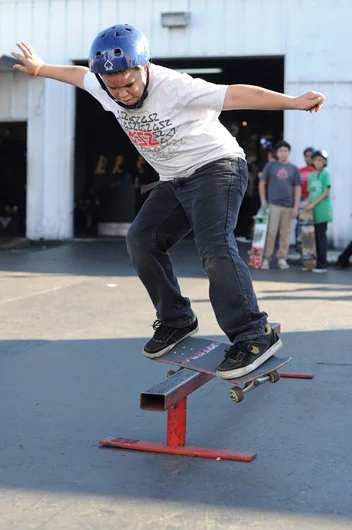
[305,150,332,272]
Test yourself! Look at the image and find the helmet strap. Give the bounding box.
[94,67,150,110]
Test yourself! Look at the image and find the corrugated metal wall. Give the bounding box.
[0,71,28,119]
[0,0,351,243]
[0,0,287,62]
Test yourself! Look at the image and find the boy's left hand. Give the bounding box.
[305,203,313,212]
[11,41,44,75]
[294,91,325,113]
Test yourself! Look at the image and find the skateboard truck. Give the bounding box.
[229,369,281,403]
[99,323,314,461]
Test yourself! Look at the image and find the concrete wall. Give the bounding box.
[0,0,351,244]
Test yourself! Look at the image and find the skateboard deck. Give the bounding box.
[249,208,270,269]
[152,336,291,385]
[299,208,316,270]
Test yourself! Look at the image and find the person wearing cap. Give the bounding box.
[299,147,315,199]
[11,26,325,379]
[295,147,316,251]
[305,150,332,273]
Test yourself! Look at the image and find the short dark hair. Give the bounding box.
[275,140,291,151]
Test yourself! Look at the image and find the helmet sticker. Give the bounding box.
[104,60,114,71]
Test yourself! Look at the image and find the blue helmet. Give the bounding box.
[89,24,150,74]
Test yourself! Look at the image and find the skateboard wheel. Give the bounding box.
[166,370,176,377]
[268,370,280,383]
[229,386,245,403]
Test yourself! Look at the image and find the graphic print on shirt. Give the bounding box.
[310,180,323,195]
[277,167,289,180]
[115,110,185,160]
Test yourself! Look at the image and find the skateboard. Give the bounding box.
[249,208,270,269]
[152,336,291,403]
[299,208,316,270]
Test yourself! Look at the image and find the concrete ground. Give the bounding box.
[0,239,351,530]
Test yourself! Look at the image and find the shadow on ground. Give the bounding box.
[0,240,351,288]
[1,330,352,518]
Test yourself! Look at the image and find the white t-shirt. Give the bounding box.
[84,64,245,180]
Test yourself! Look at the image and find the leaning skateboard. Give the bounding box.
[151,336,291,403]
[249,208,270,269]
[299,208,316,270]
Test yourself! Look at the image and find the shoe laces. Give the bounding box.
[224,342,247,363]
[151,320,174,341]
[152,319,162,331]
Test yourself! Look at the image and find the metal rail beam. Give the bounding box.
[140,367,213,411]
[140,323,281,411]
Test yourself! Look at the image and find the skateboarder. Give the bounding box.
[11,26,325,378]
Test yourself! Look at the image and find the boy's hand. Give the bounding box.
[11,41,44,75]
[294,91,325,113]
[292,206,299,218]
[305,203,313,212]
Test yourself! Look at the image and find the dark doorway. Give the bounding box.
[74,56,284,236]
[74,84,157,237]
[156,56,284,165]
[0,122,27,237]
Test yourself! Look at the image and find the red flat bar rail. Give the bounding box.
[99,322,314,461]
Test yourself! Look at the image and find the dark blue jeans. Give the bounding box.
[126,158,267,343]
[314,222,328,268]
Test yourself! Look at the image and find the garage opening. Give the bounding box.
[73,56,284,237]
[0,122,27,237]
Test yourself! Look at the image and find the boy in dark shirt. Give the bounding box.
[259,140,302,269]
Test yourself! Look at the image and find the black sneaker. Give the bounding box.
[143,314,199,358]
[215,325,283,379]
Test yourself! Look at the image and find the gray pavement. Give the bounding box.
[0,239,351,529]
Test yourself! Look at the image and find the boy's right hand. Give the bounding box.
[261,200,268,211]
[294,91,325,113]
[11,41,44,75]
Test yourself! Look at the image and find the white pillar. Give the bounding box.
[26,77,75,240]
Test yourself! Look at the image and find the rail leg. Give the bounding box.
[166,398,187,447]
[99,395,256,461]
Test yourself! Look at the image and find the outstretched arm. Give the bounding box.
[11,41,88,89]
[223,84,325,113]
